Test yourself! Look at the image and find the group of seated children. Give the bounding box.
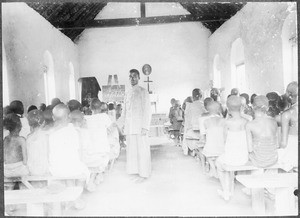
[174,81,298,201]
[3,98,122,195]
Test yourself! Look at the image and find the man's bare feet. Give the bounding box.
[135,177,147,183]
[217,189,231,201]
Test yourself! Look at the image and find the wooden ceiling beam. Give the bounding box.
[56,14,228,30]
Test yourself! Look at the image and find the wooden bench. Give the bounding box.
[5,186,83,216]
[4,174,86,189]
[236,173,298,215]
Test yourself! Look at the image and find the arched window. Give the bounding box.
[213,54,221,88]
[2,42,9,106]
[69,62,76,100]
[230,38,247,92]
[43,50,56,105]
[282,10,297,89]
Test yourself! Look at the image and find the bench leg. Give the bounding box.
[52,202,62,216]
[27,203,44,216]
[275,187,295,215]
[251,188,265,215]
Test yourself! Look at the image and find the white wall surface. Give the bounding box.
[2,2,79,109]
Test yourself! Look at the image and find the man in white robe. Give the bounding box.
[118,69,151,182]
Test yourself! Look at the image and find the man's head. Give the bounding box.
[226,95,242,112]
[170,98,176,106]
[253,95,269,113]
[52,104,70,122]
[210,88,219,101]
[90,98,101,113]
[240,93,250,105]
[27,105,38,113]
[286,81,298,104]
[39,103,46,112]
[192,88,202,101]
[230,88,239,96]
[3,113,22,133]
[100,102,108,113]
[250,93,257,105]
[129,69,140,86]
[67,99,82,112]
[9,100,24,115]
[42,109,54,125]
[27,109,45,129]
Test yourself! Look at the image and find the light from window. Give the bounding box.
[213,54,221,88]
[69,62,76,99]
[2,43,9,106]
[43,51,56,105]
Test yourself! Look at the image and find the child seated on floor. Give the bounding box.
[199,101,225,178]
[48,104,90,183]
[215,95,249,201]
[84,99,114,191]
[26,109,49,177]
[3,113,29,179]
[246,95,278,168]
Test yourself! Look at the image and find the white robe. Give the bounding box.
[118,85,152,177]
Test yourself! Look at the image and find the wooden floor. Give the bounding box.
[63,140,255,216]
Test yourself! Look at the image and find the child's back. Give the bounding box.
[218,95,249,166]
[4,136,24,164]
[246,96,278,168]
[3,113,29,177]
[202,102,225,157]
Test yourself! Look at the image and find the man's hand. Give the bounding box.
[141,128,148,136]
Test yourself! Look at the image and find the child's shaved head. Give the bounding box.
[226,95,242,112]
[52,104,69,122]
[207,101,221,114]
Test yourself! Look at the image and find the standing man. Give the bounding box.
[118,69,152,183]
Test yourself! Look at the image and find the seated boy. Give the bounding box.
[84,99,114,191]
[246,95,278,168]
[3,113,29,179]
[216,95,249,201]
[48,104,90,183]
[9,100,30,138]
[200,101,225,177]
[26,109,49,177]
[278,81,298,171]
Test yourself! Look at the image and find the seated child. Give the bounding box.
[9,100,30,138]
[278,81,298,171]
[246,95,278,168]
[26,109,49,176]
[3,113,29,178]
[216,95,249,201]
[48,104,90,182]
[200,101,225,177]
[84,99,113,191]
[169,100,184,146]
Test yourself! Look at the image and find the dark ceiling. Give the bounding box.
[27,2,245,42]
